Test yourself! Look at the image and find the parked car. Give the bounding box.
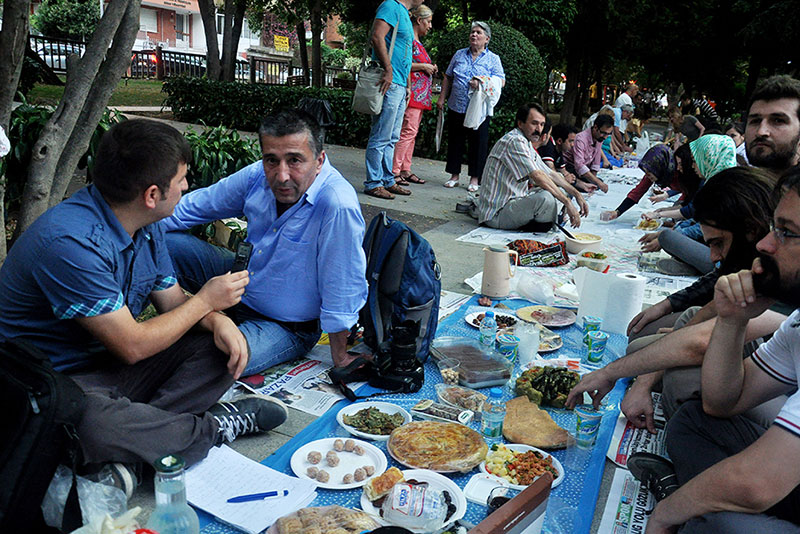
[37,43,84,71]
[130,51,157,78]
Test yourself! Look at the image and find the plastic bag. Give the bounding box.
[68,507,142,534]
[42,465,127,529]
[513,269,555,305]
[635,131,651,155]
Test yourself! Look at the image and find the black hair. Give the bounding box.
[259,108,325,157]
[747,75,800,122]
[775,165,800,202]
[515,102,545,125]
[693,166,776,240]
[593,114,614,129]
[93,119,191,205]
[674,143,702,199]
[542,117,552,134]
[725,121,745,135]
[551,123,578,142]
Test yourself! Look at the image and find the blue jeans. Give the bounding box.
[165,232,321,376]
[364,82,407,191]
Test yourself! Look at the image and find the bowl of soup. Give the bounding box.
[564,233,602,254]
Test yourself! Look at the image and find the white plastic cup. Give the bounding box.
[517,321,540,367]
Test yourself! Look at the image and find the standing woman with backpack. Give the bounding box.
[392,4,436,186]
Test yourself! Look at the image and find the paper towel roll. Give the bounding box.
[574,268,646,335]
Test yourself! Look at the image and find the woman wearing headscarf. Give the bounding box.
[438,21,505,192]
[639,134,738,274]
[606,145,682,219]
[391,4,436,186]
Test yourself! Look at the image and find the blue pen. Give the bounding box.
[226,489,289,503]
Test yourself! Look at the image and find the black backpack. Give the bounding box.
[0,341,85,533]
[360,211,441,364]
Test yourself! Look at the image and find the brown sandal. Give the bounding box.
[364,186,395,199]
[394,176,410,186]
[405,173,426,184]
[386,184,412,196]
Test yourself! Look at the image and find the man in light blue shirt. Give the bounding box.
[163,109,368,374]
[363,0,423,199]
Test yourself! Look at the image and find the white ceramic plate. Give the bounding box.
[360,469,467,533]
[479,444,564,490]
[465,311,518,329]
[336,402,412,442]
[290,437,387,490]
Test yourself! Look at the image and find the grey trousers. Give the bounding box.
[667,401,800,533]
[70,332,233,467]
[659,229,715,274]
[626,307,783,425]
[484,189,558,230]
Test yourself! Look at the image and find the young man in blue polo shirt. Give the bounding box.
[0,120,286,493]
[363,0,424,199]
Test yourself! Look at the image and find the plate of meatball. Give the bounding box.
[290,437,387,490]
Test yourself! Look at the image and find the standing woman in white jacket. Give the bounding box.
[439,21,505,192]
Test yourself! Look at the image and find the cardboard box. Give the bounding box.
[468,472,552,534]
[209,218,248,251]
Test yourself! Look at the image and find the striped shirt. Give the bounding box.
[477,128,543,223]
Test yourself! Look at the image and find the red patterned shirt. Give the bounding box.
[408,40,433,110]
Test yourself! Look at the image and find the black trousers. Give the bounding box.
[445,109,490,181]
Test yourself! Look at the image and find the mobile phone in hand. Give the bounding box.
[231,242,253,273]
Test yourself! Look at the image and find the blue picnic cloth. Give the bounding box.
[198,295,628,534]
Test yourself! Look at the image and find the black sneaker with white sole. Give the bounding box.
[210,395,288,445]
[627,452,679,501]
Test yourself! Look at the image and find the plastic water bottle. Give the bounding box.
[146,454,199,534]
[481,387,505,443]
[479,311,498,350]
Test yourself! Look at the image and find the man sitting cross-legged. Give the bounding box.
[0,120,287,496]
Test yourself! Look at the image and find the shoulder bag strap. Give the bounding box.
[361,12,401,68]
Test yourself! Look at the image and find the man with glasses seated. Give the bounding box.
[563,114,614,193]
[640,166,800,533]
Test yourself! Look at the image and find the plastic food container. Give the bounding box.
[575,248,610,272]
[437,358,461,385]
[431,337,513,388]
[435,383,488,419]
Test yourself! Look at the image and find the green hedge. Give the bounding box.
[163,77,524,163]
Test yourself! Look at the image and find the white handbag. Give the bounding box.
[351,18,399,116]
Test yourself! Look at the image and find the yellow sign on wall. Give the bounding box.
[274,35,290,52]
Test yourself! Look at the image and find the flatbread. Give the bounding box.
[387,421,487,472]
[502,396,571,449]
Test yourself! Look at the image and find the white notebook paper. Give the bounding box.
[185,445,317,534]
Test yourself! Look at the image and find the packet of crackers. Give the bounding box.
[269,505,379,534]
[507,239,569,267]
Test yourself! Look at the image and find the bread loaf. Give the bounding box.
[362,466,404,501]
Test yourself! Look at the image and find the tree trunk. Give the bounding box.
[559,36,582,124]
[296,20,310,85]
[225,0,246,81]
[198,0,221,80]
[744,53,763,105]
[49,0,141,207]
[220,0,235,81]
[15,0,134,237]
[310,0,323,88]
[0,0,31,263]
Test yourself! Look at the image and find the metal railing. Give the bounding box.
[29,35,86,73]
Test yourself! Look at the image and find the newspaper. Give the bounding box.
[598,468,655,534]
[439,290,471,320]
[606,393,668,468]
[237,351,366,416]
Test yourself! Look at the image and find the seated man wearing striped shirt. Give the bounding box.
[475,102,588,232]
